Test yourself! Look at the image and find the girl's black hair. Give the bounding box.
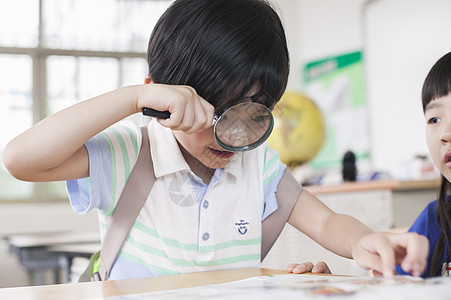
[146,0,289,114]
[421,51,451,277]
[422,52,451,112]
[428,179,451,277]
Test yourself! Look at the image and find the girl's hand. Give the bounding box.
[137,83,214,134]
[287,261,332,274]
[351,232,429,278]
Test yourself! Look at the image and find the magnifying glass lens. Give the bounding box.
[214,102,273,152]
[143,102,273,152]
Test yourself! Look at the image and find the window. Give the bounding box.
[0,55,34,199]
[0,0,173,202]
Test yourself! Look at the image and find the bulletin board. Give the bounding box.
[303,51,370,172]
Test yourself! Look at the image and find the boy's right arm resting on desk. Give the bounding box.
[287,188,429,278]
[3,84,214,182]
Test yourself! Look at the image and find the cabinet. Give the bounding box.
[261,179,439,276]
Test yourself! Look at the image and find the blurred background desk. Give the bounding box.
[261,178,440,276]
[47,242,100,283]
[0,203,99,287]
[4,231,99,285]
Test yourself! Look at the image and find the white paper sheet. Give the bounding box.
[91,274,450,300]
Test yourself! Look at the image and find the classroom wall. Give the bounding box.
[364,0,451,177]
[275,0,451,178]
[275,0,366,91]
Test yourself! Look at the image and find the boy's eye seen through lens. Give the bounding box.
[251,115,270,122]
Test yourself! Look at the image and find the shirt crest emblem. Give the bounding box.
[234,219,250,236]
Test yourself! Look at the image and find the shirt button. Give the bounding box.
[202,232,210,241]
[203,200,209,209]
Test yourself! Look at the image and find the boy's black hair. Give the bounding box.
[146,0,289,114]
[421,51,451,277]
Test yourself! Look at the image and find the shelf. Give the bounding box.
[304,178,440,195]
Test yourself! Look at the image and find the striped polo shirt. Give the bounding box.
[67,120,286,280]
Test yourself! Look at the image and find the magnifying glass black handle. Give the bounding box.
[142,107,171,119]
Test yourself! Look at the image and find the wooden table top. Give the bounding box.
[0,268,291,300]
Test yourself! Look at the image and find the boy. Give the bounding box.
[4,0,428,280]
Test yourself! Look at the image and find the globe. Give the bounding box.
[268,91,325,166]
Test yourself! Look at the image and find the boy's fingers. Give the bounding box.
[296,262,313,273]
[199,98,215,131]
[288,262,314,274]
[179,95,214,134]
[369,269,383,277]
[287,263,301,273]
[312,261,331,274]
[185,99,207,133]
[286,263,299,272]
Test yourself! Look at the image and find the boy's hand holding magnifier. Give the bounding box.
[142,90,274,152]
[137,81,214,134]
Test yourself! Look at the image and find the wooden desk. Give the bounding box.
[1,267,449,300]
[0,268,289,300]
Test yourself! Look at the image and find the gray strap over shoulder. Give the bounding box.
[260,170,303,261]
[94,127,155,281]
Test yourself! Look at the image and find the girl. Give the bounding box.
[396,51,451,277]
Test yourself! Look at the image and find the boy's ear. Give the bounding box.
[144,74,153,84]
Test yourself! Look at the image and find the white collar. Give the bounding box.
[147,120,247,179]
[147,121,190,178]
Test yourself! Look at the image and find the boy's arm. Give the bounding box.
[3,86,139,182]
[3,84,213,182]
[288,189,429,277]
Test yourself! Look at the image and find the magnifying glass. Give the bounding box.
[142,102,273,152]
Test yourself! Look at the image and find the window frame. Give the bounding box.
[0,0,150,203]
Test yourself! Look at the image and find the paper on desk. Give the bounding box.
[90,274,450,300]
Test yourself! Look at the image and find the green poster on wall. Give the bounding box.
[303,51,370,171]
